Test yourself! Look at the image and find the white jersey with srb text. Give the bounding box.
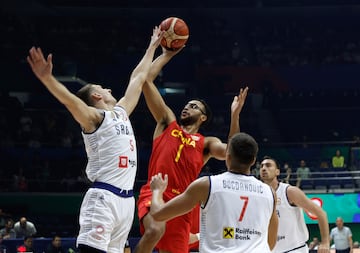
[81,106,137,190]
[272,182,309,253]
[200,172,274,253]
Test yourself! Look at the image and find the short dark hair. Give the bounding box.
[76,84,94,106]
[193,98,212,127]
[52,235,61,241]
[24,236,33,242]
[229,132,258,166]
[262,156,281,170]
[6,218,13,225]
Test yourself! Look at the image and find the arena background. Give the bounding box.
[1,0,360,252]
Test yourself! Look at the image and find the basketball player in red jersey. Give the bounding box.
[133,46,249,253]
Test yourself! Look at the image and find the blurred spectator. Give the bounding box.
[0,234,8,253]
[320,160,330,169]
[308,236,320,251]
[14,217,37,238]
[45,235,65,253]
[251,161,261,179]
[281,163,295,185]
[17,112,33,143]
[17,176,28,192]
[354,241,359,249]
[17,236,35,253]
[13,168,28,192]
[296,160,311,187]
[0,209,11,228]
[0,219,16,239]
[330,217,353,253]
[332,149,345,168]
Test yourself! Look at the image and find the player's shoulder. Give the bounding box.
[284,184,304,199]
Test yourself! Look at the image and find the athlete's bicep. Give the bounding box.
[288,186,320,213]
[205,136,227,161]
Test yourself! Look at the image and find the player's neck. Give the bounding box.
[271,179,280,190]
[181,124,199,134]
[95,101,114,111]
[264,178,279,190]
[228,169,250,175]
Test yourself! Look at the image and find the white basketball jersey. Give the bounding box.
[272,182,309,253]
[82,106,137,190]
[200,172,274,253]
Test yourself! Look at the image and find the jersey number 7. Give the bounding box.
[239,196,249,222]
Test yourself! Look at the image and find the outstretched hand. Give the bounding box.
[231,87,249,116]
[150,173,168,193]
[149,26,165,49]
[27,47,53,82]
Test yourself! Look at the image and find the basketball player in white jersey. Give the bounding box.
[260,156,330,253]
[27,27,164,253]
[150,132,278,253]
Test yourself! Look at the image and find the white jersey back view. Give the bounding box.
[200,172,274,253]
[272,182,309,253]
[82,106,137,189]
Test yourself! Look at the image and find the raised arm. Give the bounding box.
[117,27,163,116]
[228,87,248,138]
[204,87,249,162]
[287,186,330,253]
[27,47,100,130]
[142,47,183,126]
[150,173,209,222]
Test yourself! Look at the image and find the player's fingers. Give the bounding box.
[31,47,44,62]
[28,47,37,61]
[240,86,249,98]
[47,54,53,64]
[26,56,34,68]
[37,47,44,58]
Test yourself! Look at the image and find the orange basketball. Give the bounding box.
[160,17,189,50]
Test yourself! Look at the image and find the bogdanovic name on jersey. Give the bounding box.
[222,179,264,194]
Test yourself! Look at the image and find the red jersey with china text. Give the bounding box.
[145,120,205,196]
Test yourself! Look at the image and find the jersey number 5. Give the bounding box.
[239,196,249,222]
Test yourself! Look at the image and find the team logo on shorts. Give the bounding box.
[96,225,105,234]
[223,227,234,239]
